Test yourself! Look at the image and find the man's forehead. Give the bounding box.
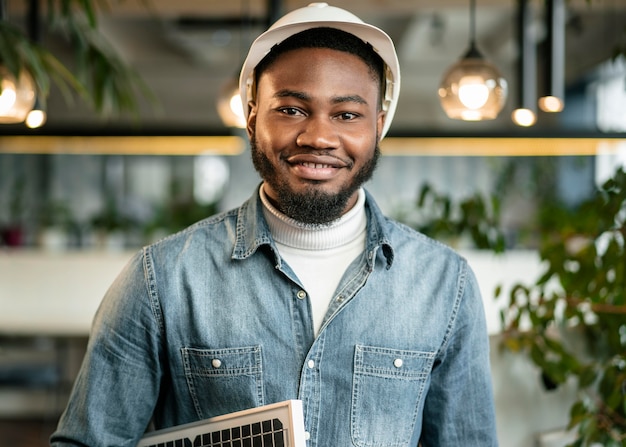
[257,50,376,85]
[259,47,379,83]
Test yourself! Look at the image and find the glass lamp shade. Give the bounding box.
[0,66,36,124]
[216,77,246,129]
[438,54,508,121]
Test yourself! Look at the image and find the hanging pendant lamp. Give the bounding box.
[0,0,36,124]
[25,97,47,128]
[512,0,537,126]
[538,0,565,113]
[217,75,246,129]
[438,0,508,121]
[217,0,283,129]
[24,0,45,128]
[0,67,36,124]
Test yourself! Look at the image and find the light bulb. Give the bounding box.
[439,56,507,121]
[512,108,536,127]
[538,95,563,113]
[26,109,47,128]
[229,93,244,123]
[458,76,490,109]
[217,77,246,128]
[0,67,36,123]
[0,80,17,114]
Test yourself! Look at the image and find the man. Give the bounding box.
[51,3,498,446]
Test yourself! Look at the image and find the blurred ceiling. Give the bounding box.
[5,0,626,136]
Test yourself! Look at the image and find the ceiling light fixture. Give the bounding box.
[512,0,537,127]
[538,0,565,113]
[24,0,45,129]
[217,76,246,128]
[0,0,37,124]
[25,98,47,128]
[438,0,508,121]
[0,66,36,124]
[217,0,283,129]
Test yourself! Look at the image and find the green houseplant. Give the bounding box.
[394,183,505,253]
[0,0,151,117]
[498,167,626,446]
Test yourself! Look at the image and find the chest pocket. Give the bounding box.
[352,345,435,447]
[181,345,264,420]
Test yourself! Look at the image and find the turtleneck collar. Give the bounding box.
[259,184,367,251]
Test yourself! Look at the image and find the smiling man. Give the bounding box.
[248,26,386,225]
[51,3,498,447]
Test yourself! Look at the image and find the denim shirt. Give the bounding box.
[51,188,498,447]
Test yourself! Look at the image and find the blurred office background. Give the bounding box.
[1,1,625,446]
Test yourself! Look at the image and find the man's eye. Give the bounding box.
[337,112,359,120]
[279,107,303,116]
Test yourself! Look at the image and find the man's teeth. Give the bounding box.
[302,162,331,169]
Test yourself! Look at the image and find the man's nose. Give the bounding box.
[295,116,340,150]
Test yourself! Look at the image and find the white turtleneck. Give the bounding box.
[260,185,367,336]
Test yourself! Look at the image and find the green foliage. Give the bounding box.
[145,199,218,236]
[0,0,153,117]
[396,183,505,252]
[0,22,82,109]
[46,0,154,116]
[90,193,134,232]
[38,198,74,230]
[499,167,626,446]
[143,177,220,237]
[7,174,26,224]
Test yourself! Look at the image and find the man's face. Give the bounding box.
[247,46,385,225]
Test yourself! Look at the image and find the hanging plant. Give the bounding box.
[0,0,153,118]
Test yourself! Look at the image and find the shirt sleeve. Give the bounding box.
[420,260,499,446]
[50,249,164,447]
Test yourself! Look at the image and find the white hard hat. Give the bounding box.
[239,2,400,139]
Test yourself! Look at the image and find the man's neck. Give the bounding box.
[259,184,367,250]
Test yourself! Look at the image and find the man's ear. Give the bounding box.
[377,110,386,141]
[246,101,257,138]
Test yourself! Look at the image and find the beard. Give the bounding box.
[250,131,380,225]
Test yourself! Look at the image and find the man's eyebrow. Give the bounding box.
[332,95,368,105]
[274,89,310,101]
[274,90,368,106]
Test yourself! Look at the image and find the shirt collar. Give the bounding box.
[233,184,394,269]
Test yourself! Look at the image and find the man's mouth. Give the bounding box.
[286,153,348,170]
[284,154,348,181]
[300,162,334,169]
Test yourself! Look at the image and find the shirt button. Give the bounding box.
[393,358,403,368]
[212,359,222,368]
[336,295,344,303]
[307,360,315,369]
[296,290,307,300]
[304,431,311,440]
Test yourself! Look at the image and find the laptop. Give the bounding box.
[137,399,306,447]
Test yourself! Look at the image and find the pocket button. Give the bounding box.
[211,358,222,368]
[393,358,403,368]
